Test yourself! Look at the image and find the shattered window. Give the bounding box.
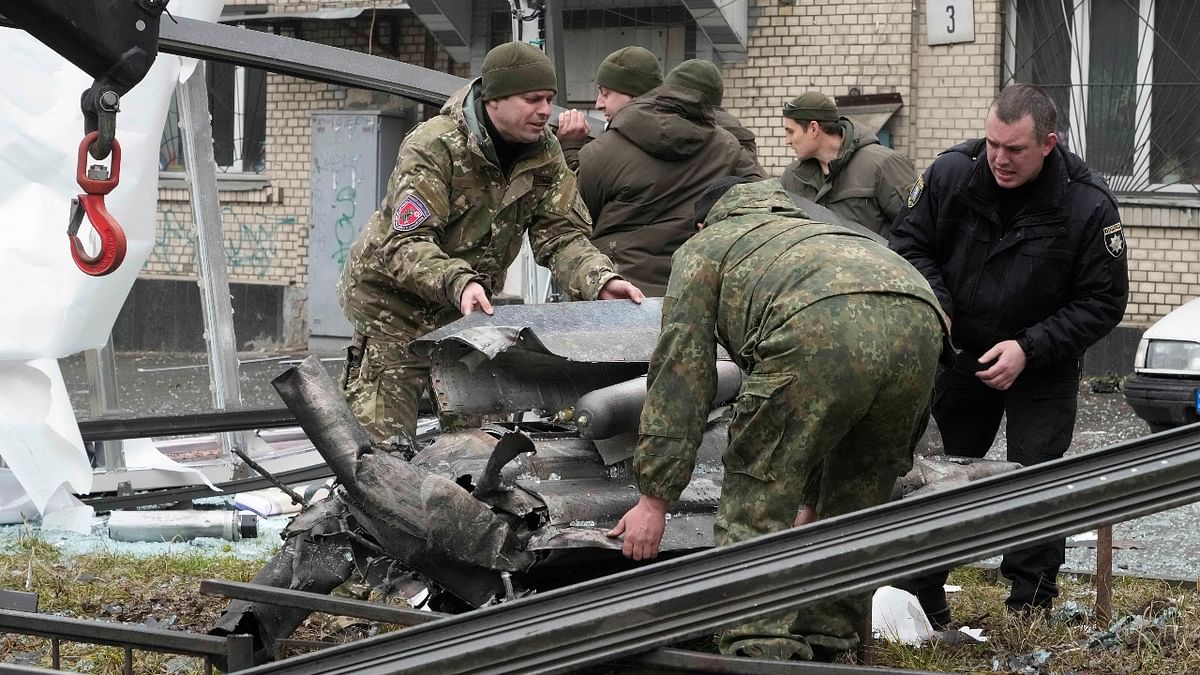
[1004,0,1200,195]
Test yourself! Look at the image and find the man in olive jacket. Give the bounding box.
[577,84,764,296]
[665,59,757,159]
[781,91,916,237]
[557,46,662,171]
[609,178,947,661]
[337,42,643,444]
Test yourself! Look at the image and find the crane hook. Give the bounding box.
[68,131,127,276]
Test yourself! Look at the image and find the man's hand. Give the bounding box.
[607,494,669,561]
[976,339,1027,391]
[598,279,645,304]
[793,505,818,527]
[556,109,590,144]
[459,281,494,317]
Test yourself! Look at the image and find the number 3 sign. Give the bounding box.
[927,0,975,45]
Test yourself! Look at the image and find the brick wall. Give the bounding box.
[723,0,918,175]
[723,0,1198,326]
[1122,203,1200,324]
[148,8,468,294]
[910,0,1003,169]
[150,1,1200,335]
[724,0,1005,176]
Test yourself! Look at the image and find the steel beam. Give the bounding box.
[625,649,945,675]
[155,16,606,137]
[79,462,333,511]
[200,583,936,674]
[200,579,446,627]
[160,16,461,106]
[0,609,254,671]
[78,408,296,442]
[242,425,1200,674]
[177,59,248,468]
[84,336,125,470]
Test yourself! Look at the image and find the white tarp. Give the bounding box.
[0,0,225,516]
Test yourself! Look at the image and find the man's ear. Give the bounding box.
[1041,131,1058,157]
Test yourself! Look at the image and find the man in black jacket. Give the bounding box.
[889,83,1128,626]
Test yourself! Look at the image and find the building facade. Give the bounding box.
[127,0,1199,368]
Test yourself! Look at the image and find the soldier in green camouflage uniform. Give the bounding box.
[337,42,643,444]
[608,178,948,661]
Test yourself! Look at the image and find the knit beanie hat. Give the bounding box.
[664,59,725,106]
[782,91,839,122]
[481,42,558,101]
[595,46,663,97]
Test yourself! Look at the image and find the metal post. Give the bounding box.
[84,335,124,470]
[507,0,554,305]
[176,62,245,462]
[1095,524,1113,625]
[543,0,567,108]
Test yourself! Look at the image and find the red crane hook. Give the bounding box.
[68,131,127,276]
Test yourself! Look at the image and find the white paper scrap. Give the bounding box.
[0,360,92,514]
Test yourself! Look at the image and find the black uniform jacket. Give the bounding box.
[889,139,1128,369]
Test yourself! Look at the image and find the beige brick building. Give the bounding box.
[130,0,1199,368]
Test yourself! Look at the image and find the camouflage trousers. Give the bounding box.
[715,293,941,661]
[342,332,429,445]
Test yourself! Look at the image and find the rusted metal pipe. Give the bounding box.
[1095,524,1113,625]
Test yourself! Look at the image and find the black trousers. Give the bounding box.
[896,354,1080,622]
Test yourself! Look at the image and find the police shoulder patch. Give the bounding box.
[392,194,431,232]
[1102,222,1126,258]
[907,175,924,208]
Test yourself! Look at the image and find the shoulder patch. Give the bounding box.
[392,194,431,232]
[907,175,924,208]
[1103,222,1126,258]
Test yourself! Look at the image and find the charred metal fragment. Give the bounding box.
[273,357,535,575]
[410,299,668,417]
[473,427,537,499]
[897,455,1024,499]
[210,496,355,667]
[218,302,741,665]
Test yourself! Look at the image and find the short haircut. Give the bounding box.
[789,119,842,136]
[991,83,1057,140]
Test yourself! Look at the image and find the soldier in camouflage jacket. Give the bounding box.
[338,43,642,443]
[608,178,948,661]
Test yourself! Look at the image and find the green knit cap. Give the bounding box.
[782,91,839,122]
[481,42,558,101]
[595,46,662,97]
[664,59,724,106]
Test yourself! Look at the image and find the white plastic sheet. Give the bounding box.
[872,586,937,645]
[0,359,93,515]
[872,585,988,645]
[0,0,225,516]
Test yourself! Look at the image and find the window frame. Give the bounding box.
[1003,0,1198,196]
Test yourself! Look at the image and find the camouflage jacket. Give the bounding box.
[634,180,948,501]
[338,79,619,341]
[781,117,916,238]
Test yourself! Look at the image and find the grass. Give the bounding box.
[863,568,1200,674]
[0,525,273,673]
[4,525,1200,673]
[0,526,416,673]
